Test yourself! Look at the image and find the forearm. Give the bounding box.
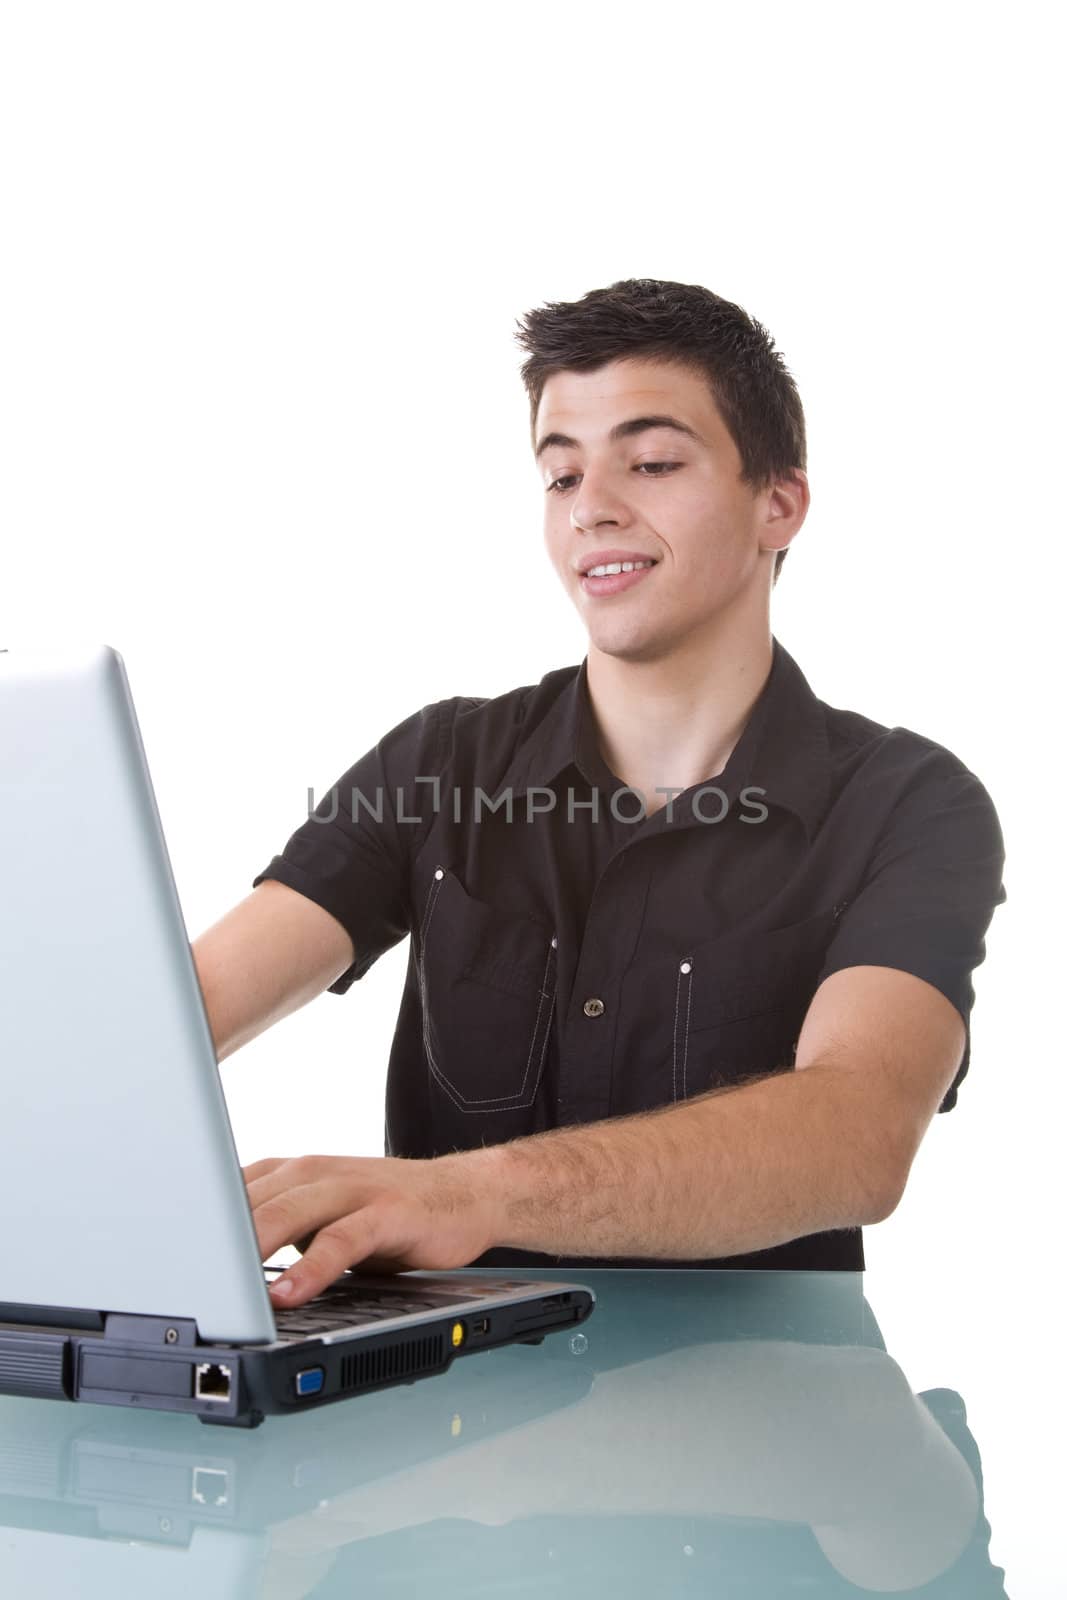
[459,1064,902,1260]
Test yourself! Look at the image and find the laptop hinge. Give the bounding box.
[0,1303,210,1346]
[103,1313,201,1347]
[0,1301,105,1333]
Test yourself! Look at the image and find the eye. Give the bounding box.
[545,462,682,494]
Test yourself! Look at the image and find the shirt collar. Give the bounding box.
[487,635,832,842]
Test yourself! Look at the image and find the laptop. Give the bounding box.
[0,1298,595,1590]
[0,643,595,1428]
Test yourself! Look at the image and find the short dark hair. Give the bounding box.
[515,278,806,583]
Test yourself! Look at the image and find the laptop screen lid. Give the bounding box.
[0,644,276,1343]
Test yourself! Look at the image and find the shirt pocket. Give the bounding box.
[669,904,846,1102]
[416,863,558,1113]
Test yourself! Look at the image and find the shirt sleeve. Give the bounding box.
[251,699,448,994]
[814,751,1007,1113]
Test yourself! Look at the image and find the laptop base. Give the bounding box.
[0,1280,593,1428]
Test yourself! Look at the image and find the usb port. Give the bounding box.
[471,1318,490,1335]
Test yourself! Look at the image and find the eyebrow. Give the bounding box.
[534,414,704,461]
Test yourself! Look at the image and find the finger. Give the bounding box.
[269,1215,381,1308]
[245,1157,324,1218]
[245,1154,350,1212]
[242,1157,287,1185]
[251,1177,360,1262]
[290,1231,402,1265]
[245,1166,300,1210]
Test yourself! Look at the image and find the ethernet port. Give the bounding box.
[195,1362,232,1403]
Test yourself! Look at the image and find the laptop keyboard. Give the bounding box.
[269,1276,486,1341]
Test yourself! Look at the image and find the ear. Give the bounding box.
[760,467,810,553]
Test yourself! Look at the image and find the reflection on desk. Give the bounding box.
[0,1270,1006,1599]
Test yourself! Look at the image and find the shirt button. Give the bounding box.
[583,997,605,1018]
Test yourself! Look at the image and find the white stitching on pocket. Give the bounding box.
[419,865,445,947]
[673,956,693,1102]
[418,865,558,1113]
[430,941,557,1113]
[417,866,447,1088]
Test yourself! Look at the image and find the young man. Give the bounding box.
[192,279,1007,1306]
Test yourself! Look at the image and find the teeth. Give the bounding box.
[586,559,654,578]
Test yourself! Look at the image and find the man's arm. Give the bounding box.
[466,964,966,1259]
[191,881,356,1063]
[245,964,969,1303]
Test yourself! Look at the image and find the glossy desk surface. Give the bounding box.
[0,1270,1019,1597]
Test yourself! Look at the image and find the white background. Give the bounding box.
[1,3,1061,1589]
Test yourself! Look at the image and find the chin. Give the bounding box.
[588,628,670,665]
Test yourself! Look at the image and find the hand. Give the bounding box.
[241,1151,501,1308]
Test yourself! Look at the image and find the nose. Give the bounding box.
[569,464,631,534]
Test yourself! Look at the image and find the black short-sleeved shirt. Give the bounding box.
[252,636,1007,1273]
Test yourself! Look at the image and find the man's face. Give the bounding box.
[535,356,789,663]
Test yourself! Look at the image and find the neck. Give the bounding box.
[584,621,774,812]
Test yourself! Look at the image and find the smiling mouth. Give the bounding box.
[581,558,659,578]
[578,561,660,598]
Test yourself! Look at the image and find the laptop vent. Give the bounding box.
[339,1332,448,1393]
